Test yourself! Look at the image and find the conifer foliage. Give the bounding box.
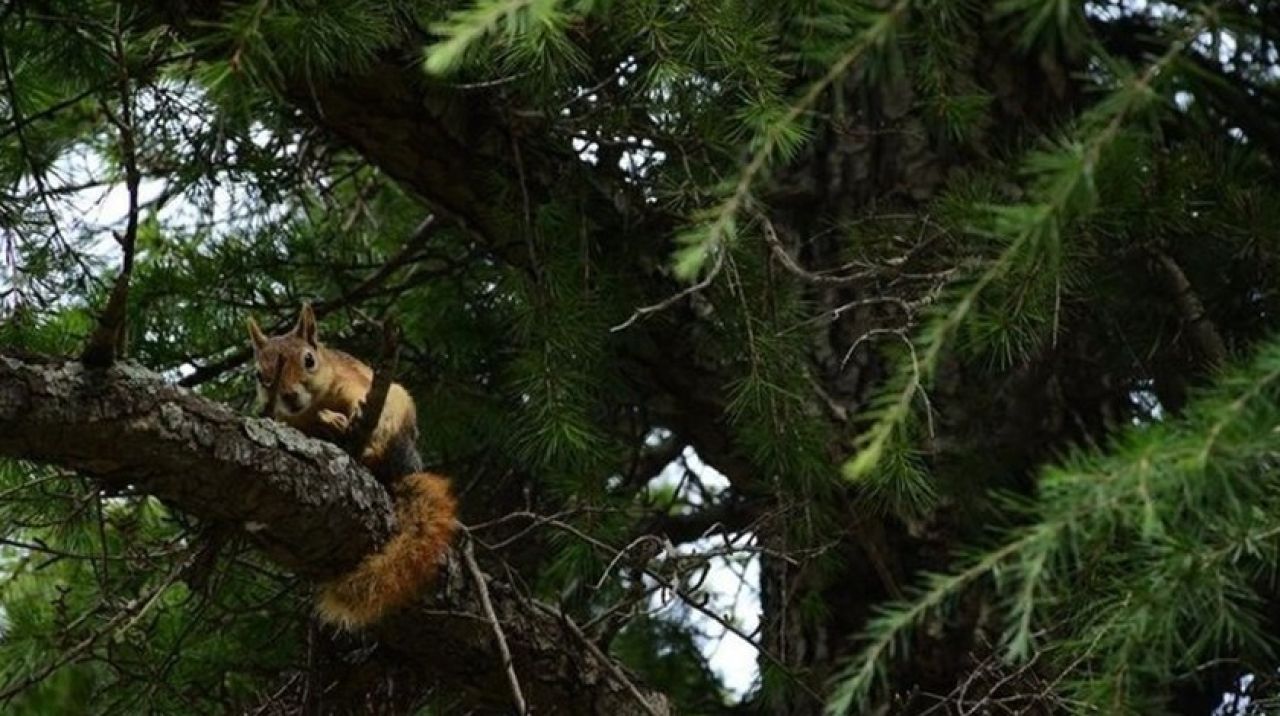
[2,0,1280,713]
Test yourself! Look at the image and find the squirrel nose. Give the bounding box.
[280,391,302,411]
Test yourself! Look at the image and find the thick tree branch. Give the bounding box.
[0,354,670,715]
[0,355,394,576]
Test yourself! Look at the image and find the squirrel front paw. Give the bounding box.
[318,409,351,433]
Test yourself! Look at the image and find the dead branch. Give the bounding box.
[344,318,400,458]
[461,533,528,715]
[612,248,726,332]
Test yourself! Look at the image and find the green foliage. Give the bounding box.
[212,0,402,83]
[995,0,1089,55]
[5,0,1280,712]
[0,466,305,714]
[670,0,911,281]
[830,335,1280,712]
[424,0,589,76]
[500,206,619,478]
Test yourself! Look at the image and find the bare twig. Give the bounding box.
[472,510,825,705]
[82,14,142,367]
[840,327,907,372]
[461,532,528,716]
[611,249,725,332]
[448,70,531,90]
[560,60,633,112]
[760,214,875,286]
[593,534,667,591]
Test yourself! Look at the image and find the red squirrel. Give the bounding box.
[248,304,456,629]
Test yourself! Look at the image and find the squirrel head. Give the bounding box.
[247,303,332,417]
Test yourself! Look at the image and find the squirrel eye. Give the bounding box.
[303,351,317,371]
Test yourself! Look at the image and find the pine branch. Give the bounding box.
[828,328,1280,713]
[424,0,566,76]
[669,0,911,282]
[826,525,1059,714]
[844,10,1216,482]
[461,533,528,716]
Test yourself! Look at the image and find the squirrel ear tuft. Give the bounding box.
[247,317,268,352]
[295,302,319,347]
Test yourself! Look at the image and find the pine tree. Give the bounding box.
[2,0,1280,713]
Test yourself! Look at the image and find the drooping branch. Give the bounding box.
[0,354,670,715]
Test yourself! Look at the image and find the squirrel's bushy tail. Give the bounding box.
[316,472,457,629]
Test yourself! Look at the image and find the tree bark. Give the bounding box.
[0,353,670,716]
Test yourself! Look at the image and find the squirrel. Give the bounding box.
[247,303,457,630]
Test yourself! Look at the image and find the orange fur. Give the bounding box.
[248,305,458,629]
[316,472,457,629]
